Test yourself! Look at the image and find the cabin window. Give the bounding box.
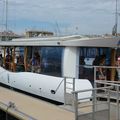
[25,46,63,77]
[40,47,63,77]
[15,47,25,72]
[0,47,25,72]
[78,47,111,85]
[2,46,63,77]
[4,47,13,70]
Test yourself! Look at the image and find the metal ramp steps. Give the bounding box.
[64,77,75,105]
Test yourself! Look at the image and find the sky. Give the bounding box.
[0,0,120,35]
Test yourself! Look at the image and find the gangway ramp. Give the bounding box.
[0,86,74,120]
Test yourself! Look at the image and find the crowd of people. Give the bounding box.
[0,49,42,73]
[79,54,120,82]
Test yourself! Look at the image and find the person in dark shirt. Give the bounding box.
[0,54,3,67]
[30,51,41,73]
[5,51,12,70]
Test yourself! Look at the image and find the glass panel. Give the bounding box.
[4,47,11,70]
[78,47,111,86]
[27,47,40,73]
[15,47,25,72]
[41,47,63,77]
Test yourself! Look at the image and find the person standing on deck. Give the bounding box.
[5,50,12,70]
[116,56,120,80]
[98,55,106,80]
[79,56,85,79]
[0,54,3,67]
[30,51,41,73]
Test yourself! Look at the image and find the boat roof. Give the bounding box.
[0,35,120,48]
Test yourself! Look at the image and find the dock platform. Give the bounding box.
[0,86,74,120]
[0,86,120,120]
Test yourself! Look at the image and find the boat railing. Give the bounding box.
[71,65,120,120]
[94,65,120,80]
[78,64,120,85]
[94,65,120,120]
[72,86,112,120]
[95,80,120,120]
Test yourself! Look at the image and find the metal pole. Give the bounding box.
[5,0,8,41]
[107,88,110,120]
[92,89,95,120]
[117,85,119,120]
[94,66,98,110]
[94,66,97,88]
[64,77,66,105]
[115,0,118,36]
[73,78,75,91]
[74,93,78,120]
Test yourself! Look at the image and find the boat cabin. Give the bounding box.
[0,35,120,84]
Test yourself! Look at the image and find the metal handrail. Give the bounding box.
[95,80,120,87]
[77,64,120,69]
[72,86,112,94]
[94,65,120,69]
[95,80,120,120]
[72,86,111,120]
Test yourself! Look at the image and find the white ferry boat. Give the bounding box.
[0,35,119,103]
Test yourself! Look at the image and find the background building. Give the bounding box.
[25,30,54,37]
[0,31,21,41]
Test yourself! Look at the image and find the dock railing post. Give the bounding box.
[73,78,75,92]
[116,85,119,120]
[73,92,78,120]
[94,66,97,89]
[64,77,66,105]
[107,88,110,120]
[92,89,96,120]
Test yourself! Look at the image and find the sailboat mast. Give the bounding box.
[5,0,8,40]
[115,0,118,36]
[5,0,8,32]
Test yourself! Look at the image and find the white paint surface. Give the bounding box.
[0,67,92,103]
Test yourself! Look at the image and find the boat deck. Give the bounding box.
[0,86,74,120]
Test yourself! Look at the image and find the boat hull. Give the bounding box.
[0,67,92,103]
